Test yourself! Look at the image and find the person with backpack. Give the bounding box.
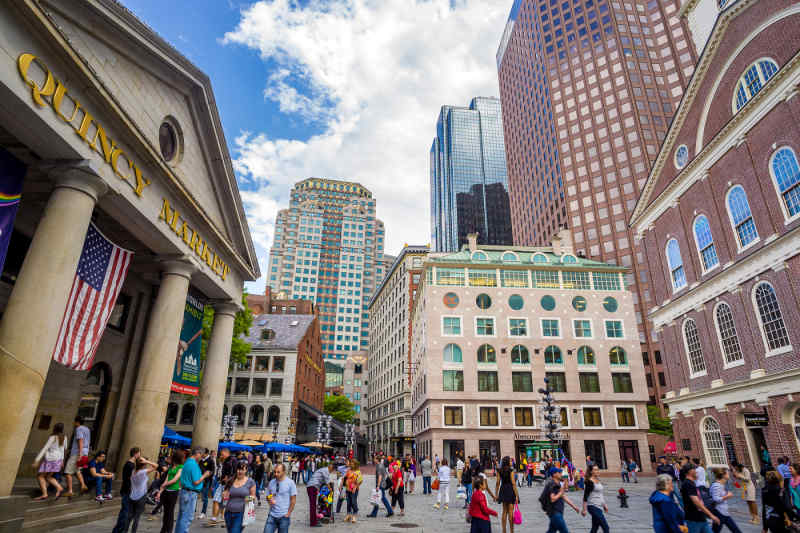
[540,467,580,533]
[709,468,742,533]
[762,470,794,533]
[680,464,719,533]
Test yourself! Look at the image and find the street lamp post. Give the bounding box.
[538,376,563,463]
[222,415,237,442]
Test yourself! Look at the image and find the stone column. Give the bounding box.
[119,258,196,463]
[192,301,239,452]
[0,161,106,496]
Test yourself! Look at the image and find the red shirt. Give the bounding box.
[469,489,498,521]
[392,468,404,490]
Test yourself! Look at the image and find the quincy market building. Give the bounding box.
[0,0,259,501]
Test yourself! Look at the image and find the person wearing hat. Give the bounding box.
[541,467,580,533]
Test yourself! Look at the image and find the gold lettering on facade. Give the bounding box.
[17,53,152,197]
[158,198,229,282]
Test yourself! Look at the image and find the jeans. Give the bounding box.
[224,510,243,533]
[174,489,199,533]
[465,483,473,505]
[712,512,743,533]
[546,512,570,533]
[264,515,291,533]
[307,486,319,526]
[630,470,638,483]
[527,471,533,487]
[423,476,431,494]
[588,505,610,533]
[201,478,213,514]
[95,477,112,496]
[368,487,393,516]
[621,471,629,482]
[346,490,359,515]
[687,520,713,533]
[111,494,131,533]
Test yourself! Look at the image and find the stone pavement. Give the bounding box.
[53,474,763,532]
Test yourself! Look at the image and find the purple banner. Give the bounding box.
[0,148,25,275]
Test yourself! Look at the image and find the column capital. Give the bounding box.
[157,255,199,280]
[41,159,108,202]
[209,299,241,317]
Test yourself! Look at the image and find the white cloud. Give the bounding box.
[225,0,509,293]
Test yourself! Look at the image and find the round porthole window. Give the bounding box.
[443,292,459,308]
[159,118,183,163]
[572,296,587,311]
[675,144,689,169]
[476,294,492,310]
[603,296,618,313]
[508,294,524,311]
[541,295,556,311]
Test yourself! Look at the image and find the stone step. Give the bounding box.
[24,496,118,523]
[22,503,120,533]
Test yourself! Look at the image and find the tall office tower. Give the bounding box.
[430,97,513,252]
[267,178,387,366]
[497,0,697,407]
[366,245,429,458]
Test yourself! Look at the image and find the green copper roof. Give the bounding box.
[428,247,624,271]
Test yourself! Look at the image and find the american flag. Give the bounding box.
[52,223,132,370]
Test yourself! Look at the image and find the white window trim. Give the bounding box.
[603,318,625,340]
[700,415,728,468]
[540,317,563,339]
[508,316,530,338]
[712,301,746,370]
[512,405,537,429]
[674,144,689,170]
[441,315,462,337]
[572,318,594,340]
[502,251,521,263]
[751,281,793,357]
[471,250,490,262]
[730,57,780,114]
[576,345,598,369]
[532,252,550,264]
[477,404,502,427]
[614,404,639,429]
[442,404,465,428]
[580,404,605,429]
[768,146,800,225]
[665,238,688,293]
[543,345,566,369]
[692,214,721,276]
[682,318,708,379]
[474,316,497,338]
[561,253,578,264]
[560,407,570,429]
[441,368,464,392]
[509,344,532,366]
[725,185,760,253]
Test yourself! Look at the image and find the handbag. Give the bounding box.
[432,478,440,491]
[513,503,522,525]
[44,437,64,463]
[243,499,256,526]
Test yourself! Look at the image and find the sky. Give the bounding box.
[125,0,511,293]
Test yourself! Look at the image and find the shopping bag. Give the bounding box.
[432,478,440,491]
[369,488,381,506]
[456,485,466,500]
[465,507,472,523]
[513,503,522,525]
[243,499,257,526]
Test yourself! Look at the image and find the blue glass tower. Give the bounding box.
[430,97,512,252]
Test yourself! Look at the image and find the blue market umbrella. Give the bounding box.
[162,426,191,446]
[218,441,251,452]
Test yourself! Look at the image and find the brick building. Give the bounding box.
[630,0,800,469]
[247,286,315,315]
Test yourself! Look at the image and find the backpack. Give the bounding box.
[461,466,473,486]
[539,481,554,513]
[697,485,715,510]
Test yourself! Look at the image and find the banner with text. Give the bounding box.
[171,294,204,395]
[0,147,25,275]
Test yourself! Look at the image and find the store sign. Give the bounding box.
[513,432,539,441]
[159,197,230,281]
[17,54,152,197]
[744,413,769,427]
[304,353,322,374]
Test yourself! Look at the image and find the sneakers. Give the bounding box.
[104,494,113,500]
[95,496,105,502]
[444,504,449,510]
[433,503,440,509]
[199,513,206,519]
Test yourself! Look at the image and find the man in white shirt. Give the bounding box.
[693,458,708,487]
[456,457,465,485]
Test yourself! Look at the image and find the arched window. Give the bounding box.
[472,251,488,261]
[477,344,496,363]
[577,346,595,365]
[562,254,578,264]
[248,405,264,426]
[267,405,280,426]
[683,319,707,376]
[693,215,719,271]
[753,282,790,353]
[232,404,246,425]
[701,417,726,466]
[727,186,758,248]
[733,59,779,112]
[532,253,549,264]
[179,403,195,425]
[443,343,463,363]
[502,251,519,262]
[609,346,627,366]
[165,402,179,425]
[770,147,800,220]
[511,345,530,364]
[666,239,687,290]
[714,302,743,366]
[544,345,562,365]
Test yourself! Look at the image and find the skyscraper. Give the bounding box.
[430,97,513,252]
[267,178,389,364]
[497,0,698,407]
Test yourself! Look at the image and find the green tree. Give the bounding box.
[200,291,253,367]
[648,405,673,436]
[324,394,355,423]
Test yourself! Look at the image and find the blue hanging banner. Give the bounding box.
[0,148,25,275]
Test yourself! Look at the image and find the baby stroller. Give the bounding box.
[317,485,334,524]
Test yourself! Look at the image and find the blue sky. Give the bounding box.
[125,0,511,293]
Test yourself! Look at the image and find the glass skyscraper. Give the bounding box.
[430,97,512,252]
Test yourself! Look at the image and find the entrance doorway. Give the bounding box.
[444,439,464,466]
[750,427,770,470]
[78,363,111,438]
[479,440,500,470]
[584,440,607,469]
[618,440,641,468]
